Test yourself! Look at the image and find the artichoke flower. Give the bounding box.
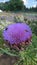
[3,23,32,50]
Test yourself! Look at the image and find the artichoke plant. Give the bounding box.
[0,23,37,65]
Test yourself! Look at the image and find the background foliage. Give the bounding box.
[0,0,37,12]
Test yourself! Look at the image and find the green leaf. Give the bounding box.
[0,48,18,57]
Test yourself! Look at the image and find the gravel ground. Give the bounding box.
[0,54,19,65]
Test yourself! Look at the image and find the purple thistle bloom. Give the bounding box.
[3,23,32,45]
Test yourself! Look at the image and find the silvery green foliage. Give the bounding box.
[0,20,13,29]
[14,15,25,23]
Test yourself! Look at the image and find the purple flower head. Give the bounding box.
[3,23,32,45]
